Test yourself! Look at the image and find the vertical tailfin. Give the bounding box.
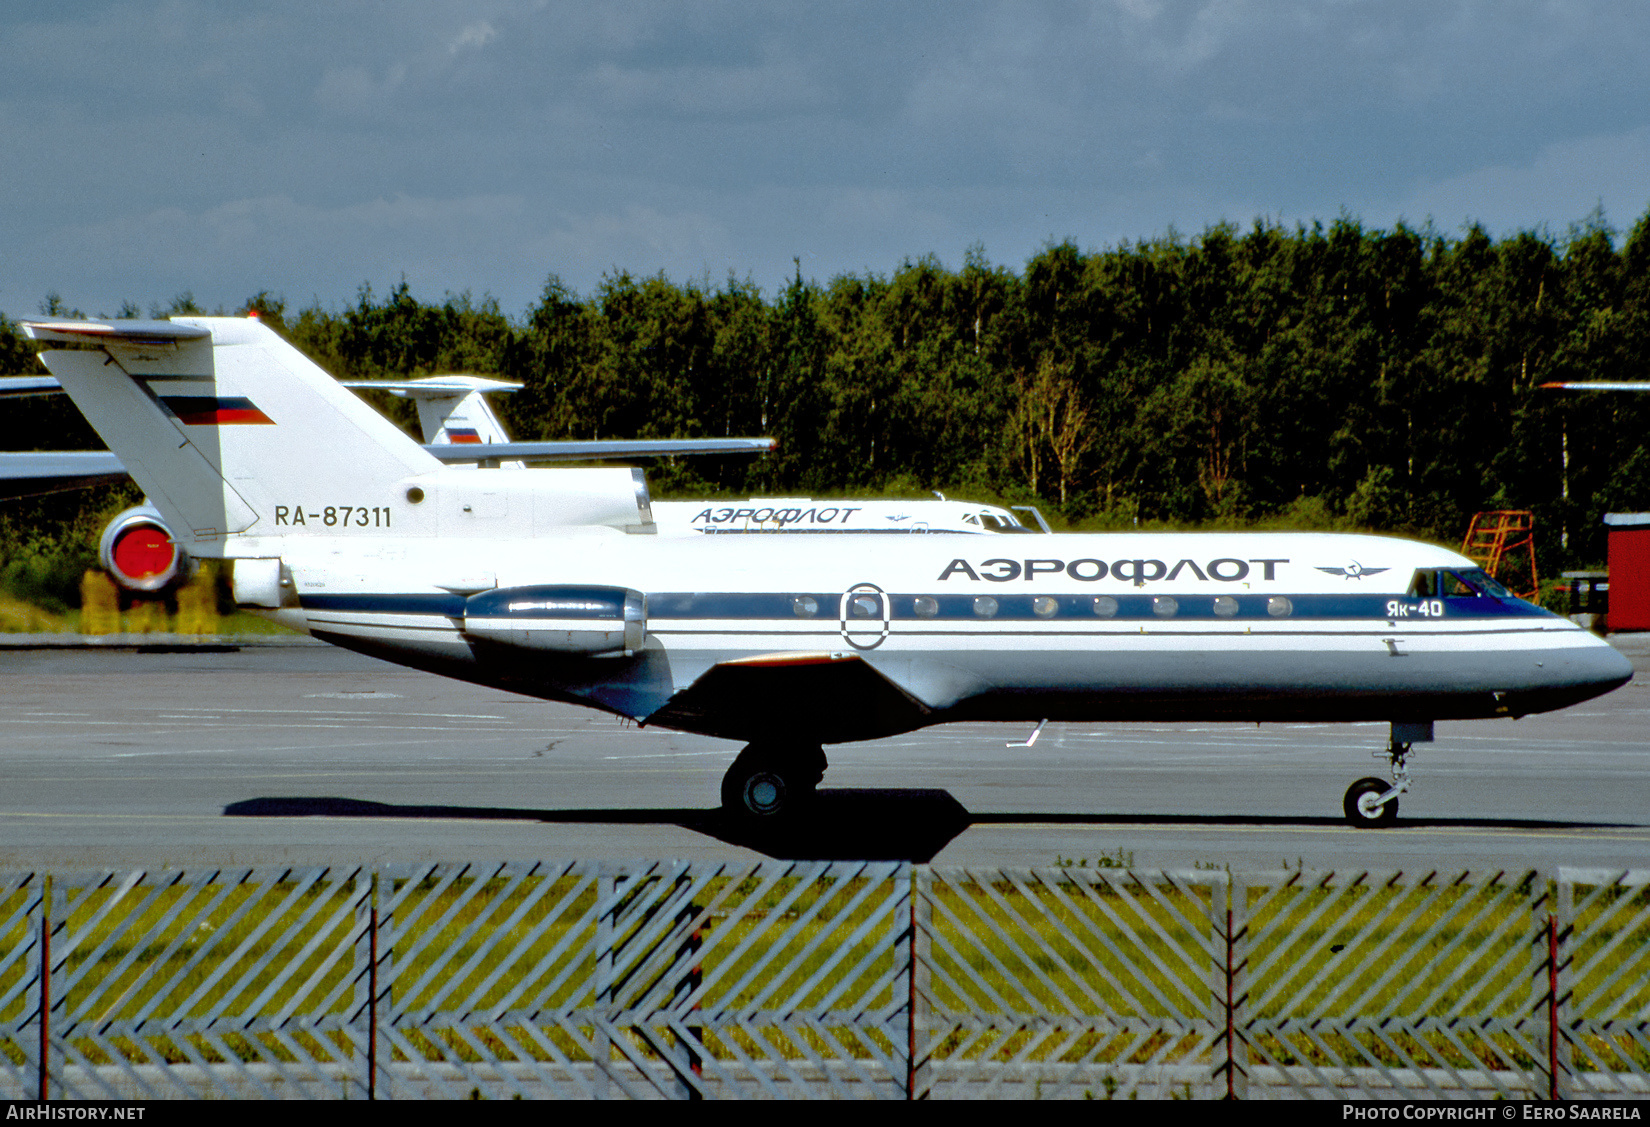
[25,317,439,552]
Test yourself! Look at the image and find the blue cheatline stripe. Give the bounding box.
[300,590,1555,623]
[651,591,1551,622]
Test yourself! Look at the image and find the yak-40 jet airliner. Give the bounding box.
[22,316,1634,827]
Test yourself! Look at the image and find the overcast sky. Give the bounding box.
[5,1,1650,322]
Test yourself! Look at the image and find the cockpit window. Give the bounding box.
[1408,567,1512,600]
[1438,571,1481,598]
[1455,568,1511,598]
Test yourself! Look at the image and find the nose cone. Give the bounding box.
[1600,642,1634,689]
[1509,636,1633,716]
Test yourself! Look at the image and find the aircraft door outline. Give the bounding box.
[839,582,889,650]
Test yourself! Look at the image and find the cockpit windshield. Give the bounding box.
[1407,567,1513,600]
[1456,568,1512,598]
[964,511,1024,532]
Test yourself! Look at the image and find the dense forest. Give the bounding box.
[6,213,1650,609]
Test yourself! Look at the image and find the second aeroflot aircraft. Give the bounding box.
[24,316,1634,828]
[345,372,1039,535]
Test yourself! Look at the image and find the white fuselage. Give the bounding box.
[250,527,1630,745]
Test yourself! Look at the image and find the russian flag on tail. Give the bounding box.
[160,396,274,425]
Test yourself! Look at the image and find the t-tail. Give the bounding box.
[24,317,438,551]
[338,374,520,447]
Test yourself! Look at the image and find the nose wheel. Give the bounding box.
[1343,777,1399,828]
[1343,723,1424,828]
[721,741,827,821]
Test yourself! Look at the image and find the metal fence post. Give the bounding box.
[670,880,703,1101]
[1547,911,1559,1100]
[907,865,930,1100]
[368,871,379,1101]
[595,867,616,1100]
[1553,872,1575,1102]
[36,874,49,1103]
[1224,872,1248,1100]
[350,870,372,1100]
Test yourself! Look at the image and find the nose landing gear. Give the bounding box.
[1342,721,1429,829]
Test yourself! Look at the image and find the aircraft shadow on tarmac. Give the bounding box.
[224,790,972,862]
[222,791,1636,863]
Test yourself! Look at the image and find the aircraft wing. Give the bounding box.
[1539,382,1650,391]
[425,437,776,463]
[0,376,64,397]
[645,651,932,743]
[0,451,129,499]
[340,376,523,396]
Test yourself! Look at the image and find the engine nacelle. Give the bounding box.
[463,585,646,657]
[98,504,191,594]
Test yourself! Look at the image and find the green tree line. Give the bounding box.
[7,213,1650,610]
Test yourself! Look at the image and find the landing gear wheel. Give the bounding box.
[1343,777,1399,828]
[720,742,826,822]
[732,767,788,817]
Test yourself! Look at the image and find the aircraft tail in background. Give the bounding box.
[340,375,520,447]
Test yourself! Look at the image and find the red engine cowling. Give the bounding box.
[98,505,191,593]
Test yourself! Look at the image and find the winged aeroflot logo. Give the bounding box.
[1316,561,1390,580]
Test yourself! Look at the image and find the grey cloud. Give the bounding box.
[5,1,1650,320]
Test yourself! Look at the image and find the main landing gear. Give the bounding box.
[721,741,828,822]
[1342,721,1430,829]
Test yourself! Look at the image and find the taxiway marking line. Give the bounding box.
[972,823,1650,841]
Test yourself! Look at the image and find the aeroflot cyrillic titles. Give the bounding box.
[936,557,1289,583]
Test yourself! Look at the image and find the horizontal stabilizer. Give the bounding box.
[21,319,210,344]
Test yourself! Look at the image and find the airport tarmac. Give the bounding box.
[0,636,1646,873]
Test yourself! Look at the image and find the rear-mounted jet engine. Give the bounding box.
[98,504,190,593]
